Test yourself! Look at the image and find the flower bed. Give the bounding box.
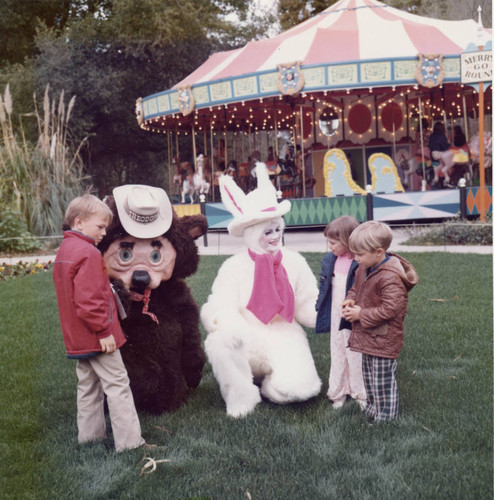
[0,260,53,281]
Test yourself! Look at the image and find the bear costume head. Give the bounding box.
[99,185,208,289]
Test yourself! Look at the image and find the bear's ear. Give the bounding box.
[102,194,117,215]
[179,215,208,240]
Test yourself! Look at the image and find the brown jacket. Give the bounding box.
[346,253,418,359]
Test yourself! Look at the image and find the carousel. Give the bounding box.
[136,0,492,228]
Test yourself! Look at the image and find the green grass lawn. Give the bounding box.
[1,253,492,500]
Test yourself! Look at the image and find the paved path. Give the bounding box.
[1,228,491,265]
[197,228,492,256]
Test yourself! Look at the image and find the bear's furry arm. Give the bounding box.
[169,279,206,389]
[282,249,318,328]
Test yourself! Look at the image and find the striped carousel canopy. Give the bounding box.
[138,0,491,127]
[177,0,487,86]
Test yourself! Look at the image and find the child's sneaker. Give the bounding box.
[332,400,345,409]
[357,399,367,411]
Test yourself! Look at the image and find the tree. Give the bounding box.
[0,0,115,67]
[277,0,491,29]
[417,0,491,27]
[2,0,265,196]
[34,17,213,193]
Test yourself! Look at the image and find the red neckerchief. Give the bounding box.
[130,288,159,324]
[246,249,295,324]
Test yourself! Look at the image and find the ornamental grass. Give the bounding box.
[0,83,88,238]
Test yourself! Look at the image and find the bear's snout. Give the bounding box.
[131,270,151,291]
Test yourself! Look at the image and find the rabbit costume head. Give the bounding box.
[220,162,291,253]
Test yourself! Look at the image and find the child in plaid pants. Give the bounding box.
[342,221,418,422]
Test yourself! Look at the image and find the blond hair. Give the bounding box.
[63,194,113,230]
[323,215,360,249]
[349,221,393,254]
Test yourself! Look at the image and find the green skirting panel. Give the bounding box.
[284,196,367,227]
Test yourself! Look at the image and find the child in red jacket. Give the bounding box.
[53,194,151,451]
[342,221,418,422]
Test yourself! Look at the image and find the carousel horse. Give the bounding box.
[172,158,185,198]
[181,154,211,203]
[469,132,492,170]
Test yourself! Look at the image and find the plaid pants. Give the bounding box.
[362,354,399,422]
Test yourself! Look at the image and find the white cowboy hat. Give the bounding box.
[113,184,173,238]
[220,162,291,237]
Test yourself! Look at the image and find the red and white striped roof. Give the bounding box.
[175,0,490,88]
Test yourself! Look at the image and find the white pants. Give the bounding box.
[328,273,366,404]
[76,350,144,452]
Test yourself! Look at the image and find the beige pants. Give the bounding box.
[76,350,144,452]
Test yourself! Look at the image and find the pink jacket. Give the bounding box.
[53,231,126,357]
[346,253,418,359]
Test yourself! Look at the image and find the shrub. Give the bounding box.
[0,204,40,253]
[403,215,492,246]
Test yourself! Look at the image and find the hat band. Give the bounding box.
[127,209,159,224]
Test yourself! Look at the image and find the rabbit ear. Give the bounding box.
[254,162,271,190]
[219,174,246,217]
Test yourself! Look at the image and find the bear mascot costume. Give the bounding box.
[98,184,207,414]
[201,163,321,418]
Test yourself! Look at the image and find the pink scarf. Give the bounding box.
[246,249,295,324]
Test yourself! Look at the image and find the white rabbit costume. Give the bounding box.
[201,163,321,418]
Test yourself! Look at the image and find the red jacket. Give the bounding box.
[53,231,126,357]
[346,253,418,359]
